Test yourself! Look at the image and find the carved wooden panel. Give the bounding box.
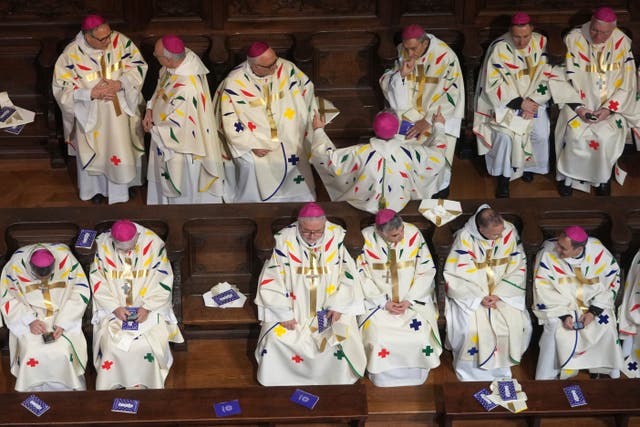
[226,0,376,22]
[94,220,169,242]
[0,0,126,26]
[182,218,259,294]
[402,0,461,21]
[537,213,612,247]
[6,222,80,253]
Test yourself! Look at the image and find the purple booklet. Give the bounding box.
[122,307,139,331]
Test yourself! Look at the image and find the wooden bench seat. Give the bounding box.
[181,294,259,338]
[0,384,368,426]
[442,378,640,427]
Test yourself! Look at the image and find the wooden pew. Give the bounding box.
[0,383,367,426]
[442,378,640,427]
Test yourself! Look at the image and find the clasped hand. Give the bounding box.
[91,78,121,101]
[481,295,501,309]
[385,300,411,315]
[563,312,595,330]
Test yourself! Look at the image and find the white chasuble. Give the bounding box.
[254,221,366,385]
[357,223,442,386]
[533,238,623,379]
[215,59,316,202]
[53,31,147,202]
[147,48,224,204]
[91,224,183,389]
[474,32,552,178]
[1,244,89,391]
[311,127,446,214]
[444,212,531,381]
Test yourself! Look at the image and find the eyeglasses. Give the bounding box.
[254,58,278,70]
[299,228,324,237]
[90,31,112,43]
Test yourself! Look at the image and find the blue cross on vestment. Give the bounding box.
[409,318,422,331]
[288,154,300,165]
[598,314,609,324]
[234,121,244,133]
[628,361,638,371]
[467,347,478,356]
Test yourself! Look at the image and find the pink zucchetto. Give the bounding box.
[402,24,425,41]
[30,249,55,268]
[162,34,185,54]
[298,202,325,219]
[376,209,397,226]
[81,14,105,31]
[564,225,588,243]
[511,12,531,26]
[247,41,270,58]
[373,111,399,140]
[593,7,617,23]
[111,219,137,242]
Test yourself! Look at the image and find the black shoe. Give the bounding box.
[432,186,450,199]
[128,187,138,198]
[90,194,105,204]
[589,373,602,379]
[595,181,611,196]
[496,176,509,198]
[521,172,533,183]
[558,182,573,197]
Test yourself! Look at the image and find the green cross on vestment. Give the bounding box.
[536,84,547,95]
[334,349,345,360]
[144,353,155,363]
[422,345,434,357]
[293,175,305,184]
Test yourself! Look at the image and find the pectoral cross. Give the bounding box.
[516,56,539,80]
[558,266,600,312]
[99,55,122,116]
[473,244,509,295]
[121,257,135,306]
[295,250,328,317]
[25,278,66,318]
[371,245,414,303]
[407,64,439,114]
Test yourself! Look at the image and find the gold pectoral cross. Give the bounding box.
[406,64,439,114]
[99,55,122,116]
[248,82,284,143]
[109,257,148,306]
[154,71,171,105]
[557,266,600,312]
[473,245,510,295]
[371,246,414,303]
[516,55,539,80]
[295,251,328,317]
[25,278,66,318]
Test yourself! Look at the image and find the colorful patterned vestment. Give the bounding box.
[254,221,366,385]
[444,209,531,381]
[91,223,183,389]
[53,31,147,203]
[147,48,224,204]
[1,244,89,391]
[215,58,316,202]
[357,222,442,386]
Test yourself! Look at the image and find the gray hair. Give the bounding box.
[377,215,403,233]
[163,47,186,62]
[298,215,326,224]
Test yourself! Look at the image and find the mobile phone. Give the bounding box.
[573,320,584,330]
[42,332,55,343]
